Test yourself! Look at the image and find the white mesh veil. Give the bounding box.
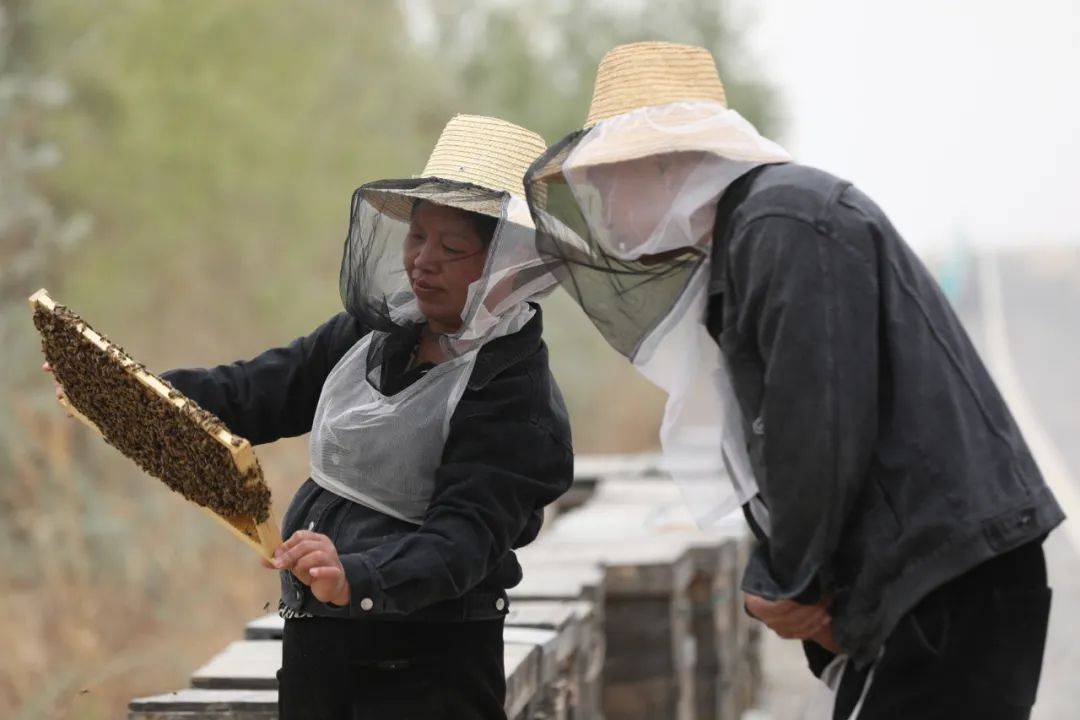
[526,101,791,527]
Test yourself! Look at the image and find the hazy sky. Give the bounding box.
[731,0,1080,251]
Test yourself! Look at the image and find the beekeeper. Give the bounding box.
[525,41,1062,719]
[164,114,572,720]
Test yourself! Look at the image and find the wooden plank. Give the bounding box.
[602,677,681,720]
[566,599,597,626]
[505,627,562,683]
[517,542,696,720]
[573,454,724,484]
[505,600,602,720]
[509,562,605,608]
[244,614,283,641]
[505,600,578,634]
[529,492,748,720]
[29,289,279,559]
[191,641,280,690]
[506,600,602,666]
[503,641,540,720]
[129,688,277,717]
[573,453,665,482]
[518,539,696,597]
[245,602,590,646]
[244,604,589,660]
[554,479,748,536]
[506,603,580,665]
[243,601,587,630]
[187,636,547,718]
[243,607,587,672]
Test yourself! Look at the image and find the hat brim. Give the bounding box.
[363,178,508,224]
[536,103,791,184]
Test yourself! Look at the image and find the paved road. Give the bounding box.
[753,246,1080,719]
[983,247,1080,720]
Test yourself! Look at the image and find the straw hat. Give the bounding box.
[367,114,548,222]
[586,41,726,127]
[530,42,742,183]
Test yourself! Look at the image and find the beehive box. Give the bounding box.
[535,474,754,720]
[29,289,279,558]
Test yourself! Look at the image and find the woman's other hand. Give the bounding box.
[42,363,73,417]
[271,530,350,607]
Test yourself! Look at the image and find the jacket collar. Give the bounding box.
[469,303,544,389]
[709,164,766,297]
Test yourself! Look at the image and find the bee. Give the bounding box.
[35,303,272,523]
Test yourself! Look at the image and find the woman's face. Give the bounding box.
[404,202,490,334]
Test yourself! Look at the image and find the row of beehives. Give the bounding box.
[128,455,760,720]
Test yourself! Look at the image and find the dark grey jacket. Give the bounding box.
[705,163,1064,667]
[164,306,573,621]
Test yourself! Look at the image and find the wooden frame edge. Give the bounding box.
[30,288,280,559]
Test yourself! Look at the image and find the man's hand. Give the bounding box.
[269,530,350,607]
[745,593,832,642]
[809,625,841,653]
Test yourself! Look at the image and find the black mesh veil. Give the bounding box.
[524,103,792,362]
[339,177,557,389]
[525,132,706,360]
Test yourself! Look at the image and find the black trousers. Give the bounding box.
[832,540,1052,720]
[278,616,507,720]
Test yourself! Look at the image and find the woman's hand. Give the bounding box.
[269,530,351,607]
[42,363,73,417]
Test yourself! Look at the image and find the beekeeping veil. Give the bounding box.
[526,42,792,528]
[309,115,556,523]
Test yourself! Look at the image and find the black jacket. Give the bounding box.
[163,306,573,621]
[706,163,1064,667]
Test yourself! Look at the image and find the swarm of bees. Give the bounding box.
[30,291,274,540]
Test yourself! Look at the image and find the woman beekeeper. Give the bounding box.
[162,115,573,719]
[526,41,1059,720]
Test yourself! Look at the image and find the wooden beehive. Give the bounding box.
[29,289,280,559]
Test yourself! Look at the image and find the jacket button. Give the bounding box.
[495,598,506,611]
[360,598,374,612]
